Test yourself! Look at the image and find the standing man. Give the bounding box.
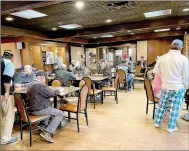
[55,52,63,66]
[153,39,188,132]
[1,52,17,145]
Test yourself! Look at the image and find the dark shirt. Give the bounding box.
[137,60,147,68]
[27,80,60,112]
[18,72,35,84]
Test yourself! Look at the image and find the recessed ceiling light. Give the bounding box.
[6,17,13,21]
[176,27,181,30]
[52,28,57,31]
[97,43,99,44]
[127,30,131,33]
[154,28,170,32]
[101,35,114,38]
[144,9,171,18]
[183,8,189,12]
[94,37,97,39]
[130,33,134,35]
[106,19,112,23]
[11,9,47,19]
[59,24,82,29]
[75,1,84,9]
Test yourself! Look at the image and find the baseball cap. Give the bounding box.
[171,39,183,47]
[36,70,46,77]
[3,51,13,59]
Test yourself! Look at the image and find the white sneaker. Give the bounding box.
[1,137,17,145]
[167,127,178,133]
[154,124,160,128]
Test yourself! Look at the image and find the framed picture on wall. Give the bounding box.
[46,52,54,64]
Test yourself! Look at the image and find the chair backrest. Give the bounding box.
[144,78,155,101]
[79,79,86,88]
[90,69,98,76]
[51,78,62,87]
[114,74,119,89]
[14,93,29,123]
[116,69,125,83]
[78,84,89,111]
[135,65,142,76]
[82,77,92,93]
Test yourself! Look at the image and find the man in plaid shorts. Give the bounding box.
[153,39,188,133]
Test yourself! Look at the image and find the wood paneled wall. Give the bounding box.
[147,37,183,65]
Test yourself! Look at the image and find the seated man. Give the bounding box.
[68,60,76,72]
[118,60,134,91]
[73,63,86,76]
[27,70,64,143]
[50,63,58,75]
[14,65,35,86]
[31,63,37,73]
[56,64,76,86]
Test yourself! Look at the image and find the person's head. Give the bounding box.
[24,65,32,75]
[53,63,58,69]
[32,63,36,70]
[57,51,60,56]
[36,70,46,84]
[170,39,183,51]
[3,51,14,62]
[71,60,76,66]
[59,64,67,71]
[140,56,144,61]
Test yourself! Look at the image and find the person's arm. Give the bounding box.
[182,58,189,88]
[153,59,161,76]
[39,85,60,98]
[69,72,76,80]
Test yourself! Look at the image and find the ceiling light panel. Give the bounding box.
[183,8,189,12]
[101,35,114,38]
[144,9,171,18]
[11,9,47,19]
[59,24,82,29]
[154,28,170,32]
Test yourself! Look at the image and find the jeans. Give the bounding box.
[127,75,134,89]
[154,89,185,130]
[31,106,64,134]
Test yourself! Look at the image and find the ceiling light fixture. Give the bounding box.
[6,17,13,21]
[106,19,112,23]
[144,9,171,18]
[75,1,84,9]
[130,33,134,35]
[127,30,131,33]
[183,8,189,12]
[154,28,170,32]
[94,37,97,39]
[176,27,181,30]
[59,24,82,29]
[100,35,114,38]
[11,9,47,19]
[52,28,57,31]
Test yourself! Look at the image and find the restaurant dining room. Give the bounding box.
[1,1,189,150]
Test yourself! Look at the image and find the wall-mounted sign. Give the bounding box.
[46,52,54,65]
[42,51,46,64]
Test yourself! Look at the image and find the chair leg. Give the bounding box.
[76,113,80,132]
[115,91,118,104]
[68,112,71,122]
[146,100,149,114]
[85,109,88,126]
[152,102,156,119]
[125,82,127,93]
[20,120,23,140]
[93,95,96,109]
[29,124,32,146]
[101,91,103,105]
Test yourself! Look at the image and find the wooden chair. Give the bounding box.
[59,84,89,132]
[90,69,98,76]
[101,75,119,104]
[63,80,86,104]
[51,78,62,87]
[14,93,50,146]
[144,78,159,119]
[82,77,103,109]
[116,69,127,92]
[135,65,143,77]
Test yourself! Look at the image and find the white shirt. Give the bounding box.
[55,56,63,66]
[153,49,188,90]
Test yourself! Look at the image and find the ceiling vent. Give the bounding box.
[106,1,136,11]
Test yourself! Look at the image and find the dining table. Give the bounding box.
[14,86,81,108]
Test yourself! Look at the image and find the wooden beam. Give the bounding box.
[89,30,185,44]
[1,26,48,39]
[55,37,88,44]
[1,1,64,15]
[51,16,189,38]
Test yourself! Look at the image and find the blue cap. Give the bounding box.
[171,39,183,47]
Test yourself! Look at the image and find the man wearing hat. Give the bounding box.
[26,70,64,143]
[1,52,17,145]
[153,39,189,132]
[69,60,76,72]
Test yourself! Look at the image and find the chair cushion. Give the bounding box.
[102,87,116,91]
[29,115,50,123]
[90,89,102,95]
[59,103,77,112]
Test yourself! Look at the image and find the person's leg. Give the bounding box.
[154,90,170,127]
[1,95,17,144]
[127,75,134,89]
[167,89,185,132]
[32,106,64,134]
